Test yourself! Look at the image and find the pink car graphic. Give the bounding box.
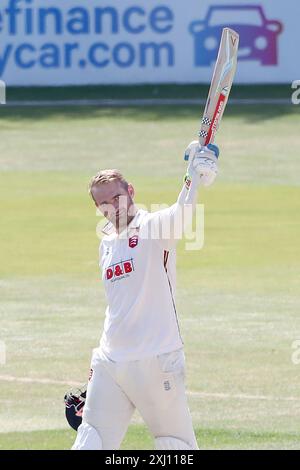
[190,4,283,66]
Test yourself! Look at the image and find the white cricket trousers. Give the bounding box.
[74,348,198,450]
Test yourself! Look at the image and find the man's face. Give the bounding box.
[92,180,135,229]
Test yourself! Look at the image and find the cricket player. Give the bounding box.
[72,141,219,450]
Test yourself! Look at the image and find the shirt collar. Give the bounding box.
[101,208,144,236]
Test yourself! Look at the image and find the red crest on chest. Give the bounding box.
[129,235,138,248]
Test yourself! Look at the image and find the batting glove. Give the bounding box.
[184,140,220,187]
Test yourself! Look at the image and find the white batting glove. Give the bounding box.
[184,140,220,187]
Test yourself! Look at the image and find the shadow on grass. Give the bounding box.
[0,426,299,450]
[0,104,299,124]
[7,84,292,100]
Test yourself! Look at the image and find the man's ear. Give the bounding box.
[128,183,135,199]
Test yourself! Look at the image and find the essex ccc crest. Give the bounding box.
[129,235,138,248]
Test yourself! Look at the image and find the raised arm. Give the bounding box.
[148,141,220,248]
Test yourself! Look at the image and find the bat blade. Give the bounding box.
[199,28,239,147]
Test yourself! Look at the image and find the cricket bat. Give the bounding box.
[198,28,239,147]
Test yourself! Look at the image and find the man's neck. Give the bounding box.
[115,206,138,235]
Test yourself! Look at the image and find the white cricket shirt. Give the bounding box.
[98,205,185,362]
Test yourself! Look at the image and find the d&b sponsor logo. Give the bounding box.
[106,258,134,282]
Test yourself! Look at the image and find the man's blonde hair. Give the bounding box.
[88,169,129,202]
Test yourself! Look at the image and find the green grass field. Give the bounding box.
[1,88,300,449]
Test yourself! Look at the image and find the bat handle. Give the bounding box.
[207,143,220,159]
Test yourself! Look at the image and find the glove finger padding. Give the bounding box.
[184,141,220,187]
